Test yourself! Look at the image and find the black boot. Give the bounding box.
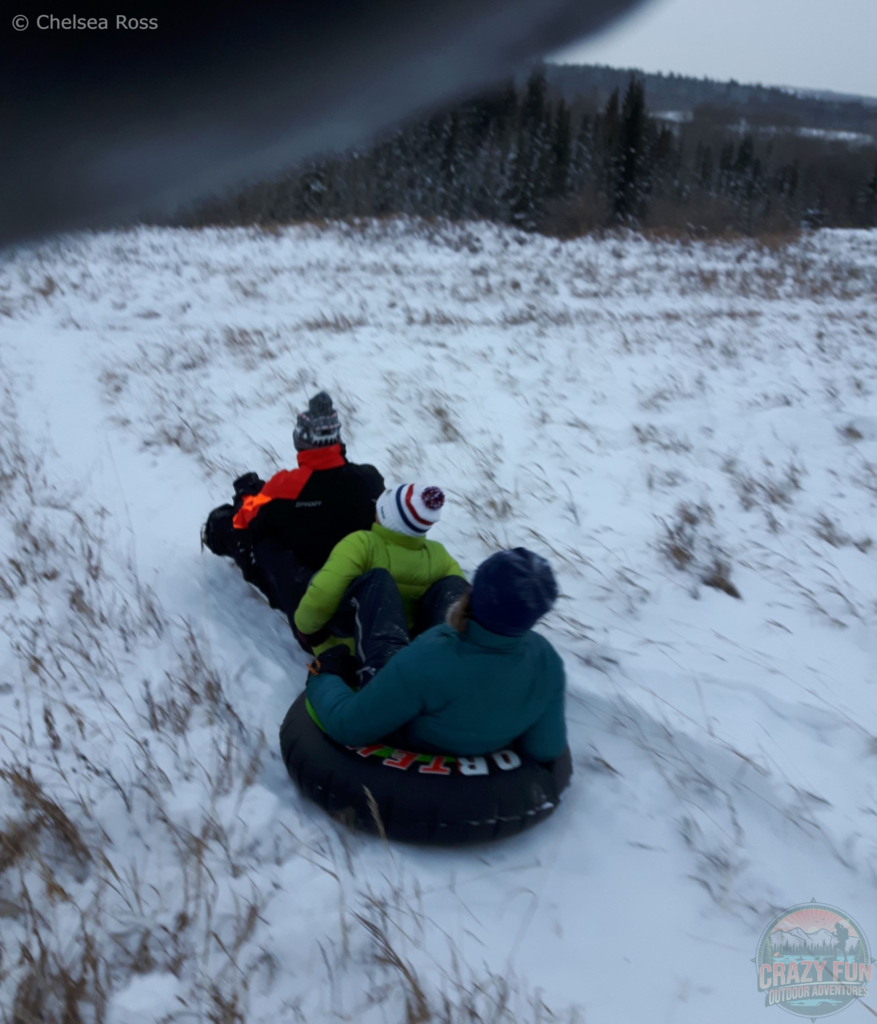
[202,503,237,556]
[202,503,275,600]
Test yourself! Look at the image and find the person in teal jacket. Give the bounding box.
[306,548,567,762]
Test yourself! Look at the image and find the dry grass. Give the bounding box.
[0,384,273,1022]
[430,402,461,443]
[659,502,741,599]
[813,513,873,553]
[723,455,804,516]
[501,307,574,328]
[302,312,368,332]
[405,308,477,328]
[349,880,584,1024]
[633,423,693,454]
[855,459,877,497]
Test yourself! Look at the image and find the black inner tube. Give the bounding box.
[279,692,572,845]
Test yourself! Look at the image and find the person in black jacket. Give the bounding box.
[203,391,384,645]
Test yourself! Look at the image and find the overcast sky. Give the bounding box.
[553,0,877,98]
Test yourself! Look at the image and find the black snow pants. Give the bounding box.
[327,569,469,685]
[251,538,313,631]
[203,505,312,640]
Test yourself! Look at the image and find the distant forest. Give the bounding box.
[545,64,877,135]
[175,66,877,236]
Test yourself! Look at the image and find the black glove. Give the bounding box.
[292,624,315,654]
[295,622,333,652]
[232,472,265,509]
[307,644,357,688]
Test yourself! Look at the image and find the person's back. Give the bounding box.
[388,619,564,757]
[295,517,463,637]
[239,451,383,570]
[294,484,468,675]
[202,390,384,647]
[233,392,383,571]
[306,547,568,762]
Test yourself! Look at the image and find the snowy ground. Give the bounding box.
[1,220,876,1023]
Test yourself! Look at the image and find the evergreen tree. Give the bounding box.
[423,113,449,215]
[548,100,573,200]
[775,159,800,227]
[734,135,755,182]
[481,82,519,220]
[697,143,715,191]
[601,87,621,206]
[440,111,462,217]
[509,70,551,228]
[614,77,650,224]
[863,163,877,227]
[718,141,735,195]
[650,124,678,205]
[569,113,594,195]
[371,138,395,215]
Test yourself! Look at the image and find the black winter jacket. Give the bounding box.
[233,444,384,570]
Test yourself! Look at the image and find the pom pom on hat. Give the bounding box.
[377,483,445,537]
[420,486,444,511]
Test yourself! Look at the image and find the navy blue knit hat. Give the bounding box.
[469,548,558,637]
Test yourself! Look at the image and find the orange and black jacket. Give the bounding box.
[233,444,384,571]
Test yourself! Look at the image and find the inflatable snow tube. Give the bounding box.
[279,693,572,845]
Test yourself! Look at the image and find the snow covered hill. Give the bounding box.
[1,220,876,1023]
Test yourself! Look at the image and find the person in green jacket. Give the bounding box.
[306,548,567,762]
[293,482,468,683]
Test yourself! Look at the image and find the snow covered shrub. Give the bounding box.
[722,455,804,520]
[813,513,873,553]
[658,501,741,599]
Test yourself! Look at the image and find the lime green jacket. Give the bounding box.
[293,522,465,644]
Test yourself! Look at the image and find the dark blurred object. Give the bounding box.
[306,644,358,688]
[1,0,646,245]
[232,472,266,504]
[295,622,333,654]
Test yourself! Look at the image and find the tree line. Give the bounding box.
[546,63,877,136]
[174,71,877,236]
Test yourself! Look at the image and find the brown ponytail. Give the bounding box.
[447,588,473,633]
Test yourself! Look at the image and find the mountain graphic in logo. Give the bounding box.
[771,927,859,953]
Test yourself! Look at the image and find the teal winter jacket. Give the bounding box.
[306,620,567,761]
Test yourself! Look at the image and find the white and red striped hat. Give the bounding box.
[376,483,445,537]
